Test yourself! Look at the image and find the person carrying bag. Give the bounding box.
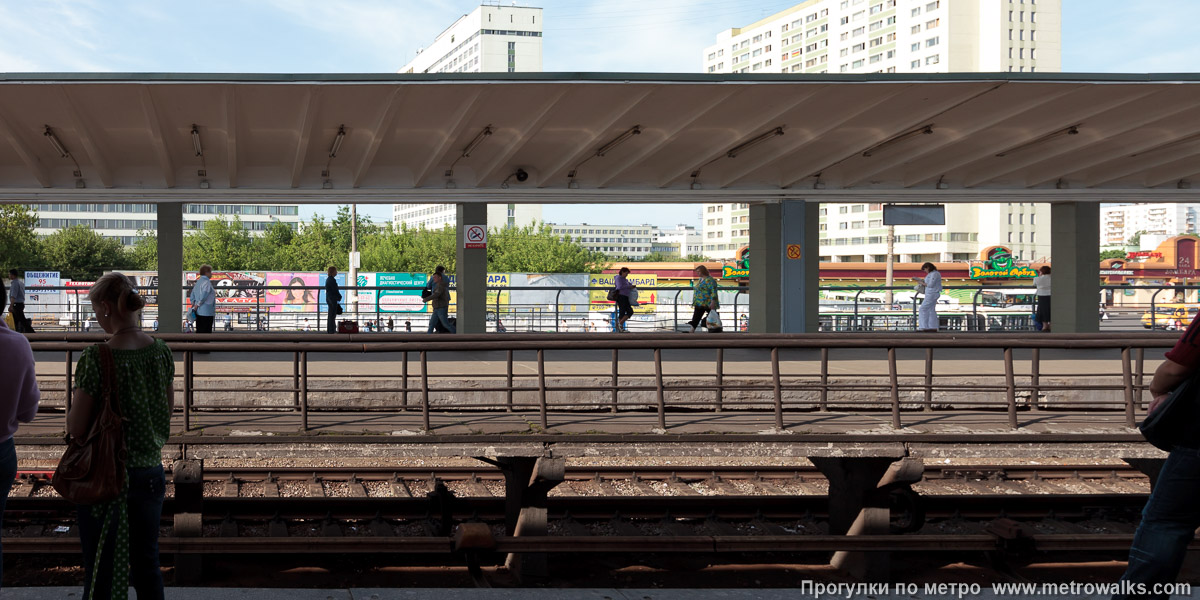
[53,344,125,505]
[687,265,719,333]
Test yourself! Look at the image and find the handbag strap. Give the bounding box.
[95,344,123,420]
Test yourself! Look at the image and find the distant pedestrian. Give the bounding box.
[189,265,217,335]
[405,320,411,332]
[424,270,455,334]
[614,267,635,332]
[687,265,718,333]
[7,269,31,333]
[387,318,394,332]
[69,273,171,600]
[912,262,942,332]
[325,267,342,334]
[1034,266,1052,332]
[0,280,39,586]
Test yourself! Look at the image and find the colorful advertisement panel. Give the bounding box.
[186,271,265,313]
[264,272,319,313]
[377,272,428,313]
[317,272,347,308]
[589,273,657,313]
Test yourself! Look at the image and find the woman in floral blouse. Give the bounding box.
[688,265,719,333]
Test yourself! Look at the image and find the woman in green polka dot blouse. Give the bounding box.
[69,273,173,600]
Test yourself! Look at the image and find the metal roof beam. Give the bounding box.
[138,86,176,188]
[57,86,113,188]
[289,89,321,189]
[475,88,568,187]
[1085,135,1200,188]
[533,88,654,187]
[413,89,486,188]
[351,87,405,189]
[0,107,50,188]
[224,87,239,188]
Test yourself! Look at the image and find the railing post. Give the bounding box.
[819,347,829,411]
[300,351,308,432]
[674,290,682,333]
[772,347,784,431]
[888,347,900,429]
[537,349,548,430]
[1030,348,1041,410]
[554,291,560,332]
[292,351,300,409]
[655,348,666,431]
[1122,347,1136,428]
[506,350,514,412]
[1004,347,1017,430]
[923,347,933,411]
[421,351,430,432]
[610,349,619,413]
[401,351,409,411]
[714,348,724,412]
[1136,347,1146,400]
[184,350,193,432]
[1151,288,1161,329]
[64,350,74,427]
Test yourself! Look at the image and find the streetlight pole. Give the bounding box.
[349,204,359,320]
[885,225,896,305]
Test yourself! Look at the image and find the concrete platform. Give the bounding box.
[4,588,1197,600]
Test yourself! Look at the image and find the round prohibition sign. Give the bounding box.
[466,226,486,242]
[786,244,802,260]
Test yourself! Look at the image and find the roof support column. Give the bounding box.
[157,202,183,334]
[750,200,819,333]
[455,203,487,334]
[1050,201,1099,333]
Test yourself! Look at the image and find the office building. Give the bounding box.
[399,4,543,74]
[549,223,657,259]
[30,203,301,246]
[392,203,542,231]
[1101,204,1200,248]
[652,224,704,257]
[701,0,1062,260]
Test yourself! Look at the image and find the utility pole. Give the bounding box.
[349,204,359,318]
[884,225,896,305]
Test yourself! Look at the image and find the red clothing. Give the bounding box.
[1165,313,1200,367]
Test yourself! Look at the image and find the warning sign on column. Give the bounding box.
[464,225,487,249]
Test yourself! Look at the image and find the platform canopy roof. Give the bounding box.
[1,72,1199,203]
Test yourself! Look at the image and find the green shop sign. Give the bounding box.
[722,265,750,278]
[970,265,1038,279]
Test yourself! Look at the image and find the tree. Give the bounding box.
[487,224,607,273]
[39,225,131,280]
[248,220,299,271]
[683,254,709,262]
[183,215,255,270]
[287,214,346,271]
[1129,230,1147,247]
[1099,249,1127,260]
[0,205,40,271]
[127,230,158,270]
[628,251,682,263]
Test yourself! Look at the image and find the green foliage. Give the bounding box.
[183,215,255,270]
[684,254,709,262]
[39,225,131,280]
[0,205,40,271]
[627,251,682,263]
[487,224,607,273]
[1128,230,1147,246]
[1099,249,1127,260]
[127,230,159,270]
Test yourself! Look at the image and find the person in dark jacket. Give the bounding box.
[424,270,455,334]
[325,267,342,334]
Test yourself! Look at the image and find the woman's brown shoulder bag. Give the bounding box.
[52,344,127,504]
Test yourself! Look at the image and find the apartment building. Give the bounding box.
[652,224,704,257]
[1101,204,1200,248]
[31,203,301,246]
[548,223,657,259]
[399,4,543,74]
[391,203,542,231]
[700,0,1061,260]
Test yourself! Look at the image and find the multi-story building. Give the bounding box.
[398,4,543,74]
[652,224,704,257]
[391,203,541,231]
[1101,204,1200,248]
[818,202,1048,263]
[548,223,657,259]
[701,0,1062,260]
[30,203,301,246]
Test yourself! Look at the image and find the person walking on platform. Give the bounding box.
[614,267,635,332]
[325,266,342,334]
[912,262,942,332]
[189,265,216,335]
[1034,266,1052,332]
[687,265,719,333]
[69,273,172,600]
[424,269,455,334]
[7,269,31,333]
[0,281,40,588]
[1117,313,1200,599]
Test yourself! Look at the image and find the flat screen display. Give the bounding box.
[883,204,945,226]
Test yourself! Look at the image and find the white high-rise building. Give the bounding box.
[399,4,543,74]
[548,223,657,259]
[1101,204,1200,248]
[30,202,302,246]
[392,203,542,232]
[701,0,1062,260]
[653,224,704,257]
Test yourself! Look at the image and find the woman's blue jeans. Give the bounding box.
[1117,446,1200,599]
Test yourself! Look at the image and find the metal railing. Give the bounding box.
[29,332,1173,433]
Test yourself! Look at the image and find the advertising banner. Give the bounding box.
[443,273,512,313]
[186,271,265,313]
[24,271,61,319]
[264,272,319,313]
[317,272,347,308]
[113,271,159,307]
[589,273,657,313]
[377,272,428,313]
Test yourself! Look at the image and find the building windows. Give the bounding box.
[853,43,865,52]
[870,36,883,47]
[1007,232,1013,243]
[853,26,865,36]
[911,42,920,52]
[841,48,849,57]
[925,54,939,65]
[911,60,920,69]
[852,59,865,68]
[507,41,515,72]
[911,25,921,34]
[926,1,939,10]
[839,206,849,214]
[926,18,939,29]
[708,52,716,61]
[926,36,939,47]
[869,53,882,63]
[839,222,849,230]
[911,7,921,17]
[1030,48,1037,60]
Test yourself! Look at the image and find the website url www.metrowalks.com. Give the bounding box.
[797,581,1192,598]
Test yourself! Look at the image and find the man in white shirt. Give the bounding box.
[7,270,30,333]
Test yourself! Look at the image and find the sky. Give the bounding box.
[1,0,1198,228]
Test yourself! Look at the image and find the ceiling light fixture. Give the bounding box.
[328,124,346,158]
[445,125,493,178]
[568,125,642,184]
[726,126,785,158]
[862,124,934,157]
[995,124,1080,158]
[191,124,203,157]
[43,125,70,158]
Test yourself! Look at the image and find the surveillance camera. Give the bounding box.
[515,168,528,182]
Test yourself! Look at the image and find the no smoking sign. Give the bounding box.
[786,244,802,260]
[464,225,487,249]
